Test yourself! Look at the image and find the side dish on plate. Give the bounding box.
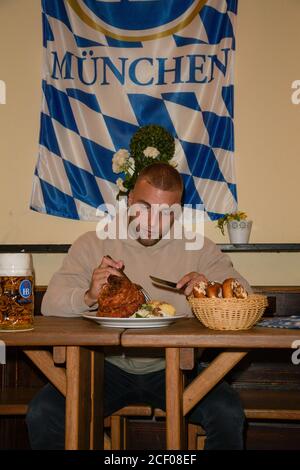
[130,301,176,318]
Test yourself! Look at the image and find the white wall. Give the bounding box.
[1,0,300,285]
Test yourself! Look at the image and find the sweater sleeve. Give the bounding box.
[199,238,253,294]
[41,233,100,317]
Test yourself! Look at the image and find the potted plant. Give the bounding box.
[217,211,253,244]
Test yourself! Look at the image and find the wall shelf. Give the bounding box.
[219,244,300,253]
[0,244,300,254]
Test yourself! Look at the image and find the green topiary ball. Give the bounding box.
[129,124,175,174]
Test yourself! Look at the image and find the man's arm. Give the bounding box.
[42,232,124,317]
[41,234,96,317]
[201,238,252,293]
[176,237,252,296]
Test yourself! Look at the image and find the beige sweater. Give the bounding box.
[42,230,252,374]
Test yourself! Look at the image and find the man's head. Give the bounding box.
[128,163,184,246]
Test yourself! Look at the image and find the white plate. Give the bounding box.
[82,312,186,328]
[0,327,34,333]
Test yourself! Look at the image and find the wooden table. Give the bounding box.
[121,317,300,450]
[0,316,123,450]
[2,316,299,450]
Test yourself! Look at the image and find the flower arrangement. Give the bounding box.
[112,124,176,198]
[217,211,248,236]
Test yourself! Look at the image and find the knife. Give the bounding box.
[149,275,179,290]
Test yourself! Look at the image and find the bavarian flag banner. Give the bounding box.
[31,0,238,221]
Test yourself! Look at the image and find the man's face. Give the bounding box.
[128,178,182,247]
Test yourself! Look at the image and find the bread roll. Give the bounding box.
[206,281,222,298]
[222,278,248,299]
[232,279,248,299]
[193,280,208,298]
[222,278,235,298]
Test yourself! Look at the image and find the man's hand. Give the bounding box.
[176,272,208,296]
[84,256,124,307]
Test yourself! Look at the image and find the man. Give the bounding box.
[26,163,251,450]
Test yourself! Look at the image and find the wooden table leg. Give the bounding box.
[65,346,92,450]
[165,348,183,450]
[179,348,195,371]
[164,349,247,450]
[183,350,248,416]
[53,346,66,365]
[23,350,66,396]
[89,349,104,450]
[25,347,104,450]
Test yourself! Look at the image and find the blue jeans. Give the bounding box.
[26,361,245,450]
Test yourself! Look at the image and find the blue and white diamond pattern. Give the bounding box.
[31,0,238,221]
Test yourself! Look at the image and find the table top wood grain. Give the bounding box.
[121,317,300,349]
[1,316,299,349]
[0,316,123,346]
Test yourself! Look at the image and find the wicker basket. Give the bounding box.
[188,294,268,331]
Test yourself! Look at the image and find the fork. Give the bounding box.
[136,286,151,302]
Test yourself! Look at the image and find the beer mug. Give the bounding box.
[0,253,34,331]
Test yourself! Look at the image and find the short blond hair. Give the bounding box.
[136,163,183,194]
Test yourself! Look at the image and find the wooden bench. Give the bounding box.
[242,389,300,421]
[0,388,37,416]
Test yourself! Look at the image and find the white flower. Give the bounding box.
[112,149,130,173]
[169,158,178,168]
[127,157,135,176]
[116,177,127,193]
[143,146,160,159]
